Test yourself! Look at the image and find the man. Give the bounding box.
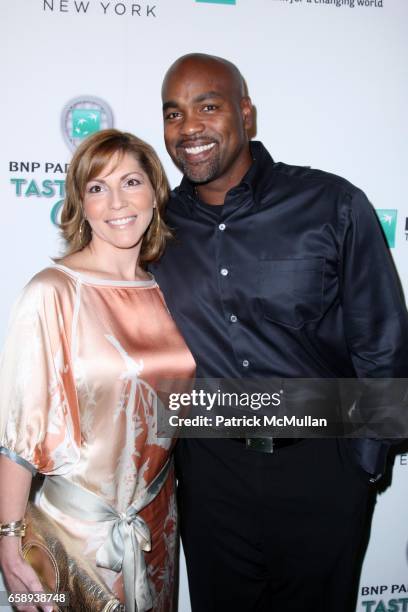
[150,53,408,611]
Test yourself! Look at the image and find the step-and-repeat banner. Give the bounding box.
[1,1,407,610]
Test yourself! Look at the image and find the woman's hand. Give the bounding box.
[0,456,52,610]
[0,537,53,612]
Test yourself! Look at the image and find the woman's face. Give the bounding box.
[82,151,155,254]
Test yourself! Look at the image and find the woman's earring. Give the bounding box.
[79,218,85,238]
[155,208,162,234]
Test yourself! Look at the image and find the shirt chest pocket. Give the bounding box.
[258,258,325,328]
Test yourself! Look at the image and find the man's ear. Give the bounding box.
[241,96,253,131]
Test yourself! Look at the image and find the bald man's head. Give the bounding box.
[161,53,253,196]
[162,53,247,101]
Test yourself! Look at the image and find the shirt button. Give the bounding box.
[230,314,238,323]
[218,223,226,231]
[220,268,229,276]
[242,360,249,368]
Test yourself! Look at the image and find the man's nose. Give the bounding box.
[180,112,205,137]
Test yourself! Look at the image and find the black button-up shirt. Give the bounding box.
[151,141,408,384]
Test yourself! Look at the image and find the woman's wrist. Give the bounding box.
[0,534,23,559]
[0,536,21,556]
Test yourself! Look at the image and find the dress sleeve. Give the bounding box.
[0,275,81,475]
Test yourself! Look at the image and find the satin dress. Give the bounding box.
[0,265,196,611]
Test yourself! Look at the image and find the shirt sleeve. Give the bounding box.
[340,188,408,378]
[340,189,408,448]
[0,276,81,475]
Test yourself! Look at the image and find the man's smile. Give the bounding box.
[177,140,218,165]
[184,142,216,155]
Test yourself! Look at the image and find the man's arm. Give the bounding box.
[339,188,408,476]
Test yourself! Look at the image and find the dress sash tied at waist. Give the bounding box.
[41,458,172,612]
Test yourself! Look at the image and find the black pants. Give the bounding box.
[176,438,374,612]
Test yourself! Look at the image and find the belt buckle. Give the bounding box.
[245,437,274,453]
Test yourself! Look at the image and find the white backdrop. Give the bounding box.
[1,1,407,610]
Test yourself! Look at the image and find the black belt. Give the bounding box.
[231,437,305,454]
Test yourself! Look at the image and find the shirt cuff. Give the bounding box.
[0,446,38,476]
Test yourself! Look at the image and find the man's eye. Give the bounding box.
[203,105,217,112]
[165,111,181,120]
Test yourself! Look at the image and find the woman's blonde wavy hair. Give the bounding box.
[59,129,172,265]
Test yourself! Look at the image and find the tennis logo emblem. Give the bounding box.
[61,96,113,151]
[376,209,397,248]
[72,109,101,138]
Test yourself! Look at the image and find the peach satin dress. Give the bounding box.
[0,265,196,611]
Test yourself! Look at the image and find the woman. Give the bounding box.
[0,129,196,612]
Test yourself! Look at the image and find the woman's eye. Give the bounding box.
[88,184,102,193]
[126,178,141,187]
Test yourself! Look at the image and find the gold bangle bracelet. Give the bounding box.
[0,519,26,537]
